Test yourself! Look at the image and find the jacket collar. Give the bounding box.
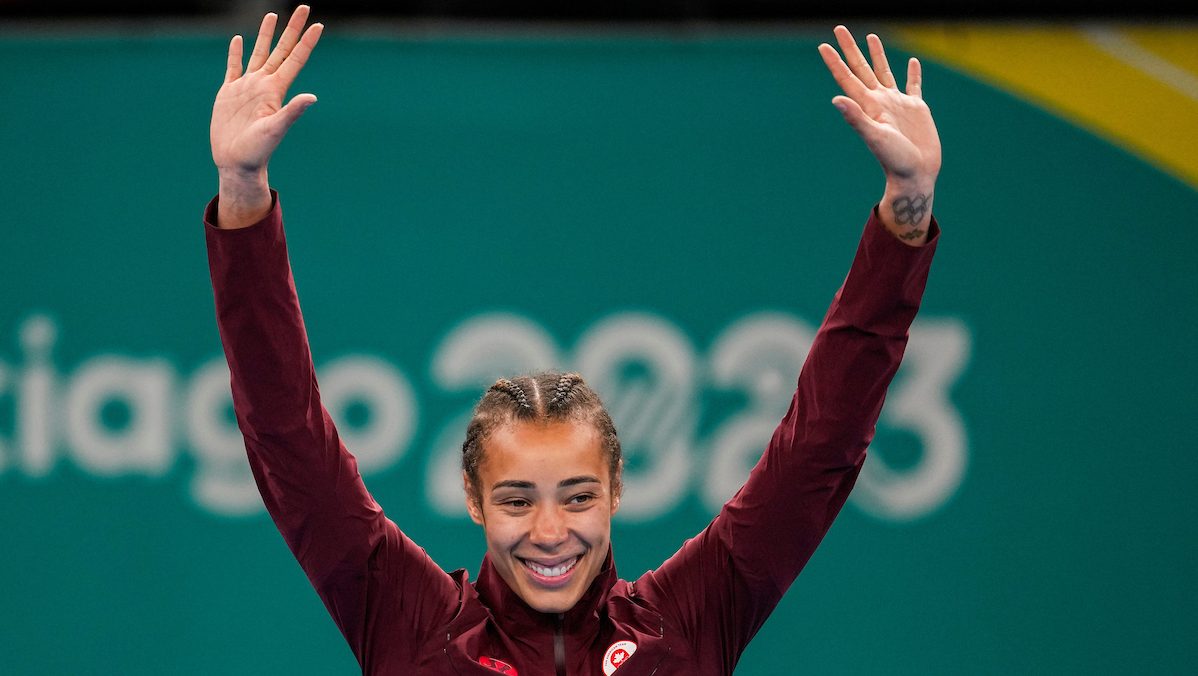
[474,547,618,635]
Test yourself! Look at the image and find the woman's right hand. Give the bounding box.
[211,5,323,229]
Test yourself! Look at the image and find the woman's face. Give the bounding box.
[466,420,620,614]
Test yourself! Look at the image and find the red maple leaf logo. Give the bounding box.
[478,656,518,675]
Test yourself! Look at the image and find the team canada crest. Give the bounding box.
[602,640,637,675]
[478,656,518,675]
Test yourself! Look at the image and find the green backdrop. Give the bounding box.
[0,25,1194,675]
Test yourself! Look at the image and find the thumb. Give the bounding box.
[268,93,318,137]
[831,95,872,137]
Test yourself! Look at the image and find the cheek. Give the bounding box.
[481,513,521,550]
[578,512,613,544]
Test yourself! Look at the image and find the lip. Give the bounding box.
[518,555,582,588]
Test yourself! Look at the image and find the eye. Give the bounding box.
[502,498,531,509]
[567,493,596,507]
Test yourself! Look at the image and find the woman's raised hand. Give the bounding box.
[211,5,324,229]
[818,26,940,243]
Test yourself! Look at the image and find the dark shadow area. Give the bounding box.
[0,0,1194,21]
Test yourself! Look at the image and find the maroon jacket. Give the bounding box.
[205,193,938,675]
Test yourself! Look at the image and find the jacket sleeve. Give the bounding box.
[204,193,459,668]
[635,207,939,668]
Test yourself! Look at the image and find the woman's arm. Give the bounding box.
[204,7,459,667]
[634,27,942,667]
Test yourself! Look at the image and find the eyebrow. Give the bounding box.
[491,476,602,491]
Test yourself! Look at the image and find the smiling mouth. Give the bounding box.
[520,556,581,584]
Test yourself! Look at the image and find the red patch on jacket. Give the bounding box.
[478,656,518,675]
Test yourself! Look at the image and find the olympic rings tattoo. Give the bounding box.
[891,192,932,226]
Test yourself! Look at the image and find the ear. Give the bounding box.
[464,471,485,526]
[610,457,623,516]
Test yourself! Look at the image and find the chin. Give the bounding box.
[525,592,582,615]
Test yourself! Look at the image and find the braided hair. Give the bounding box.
[461,371,622,503]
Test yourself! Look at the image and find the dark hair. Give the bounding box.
[461,371,622,503]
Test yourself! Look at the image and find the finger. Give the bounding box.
[266,93,318,139]
[906,57,923,99]
[831,95,876,138]
[225,35,243,83]
[818,42,870,103]
[833,25,880,89]
[866,33,897,89]
[246,12,278,73]
[275,23,324,90]
[263,4,311,74]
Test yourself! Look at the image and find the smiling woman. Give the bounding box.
[466,416,618,615]
[204,5,941,674]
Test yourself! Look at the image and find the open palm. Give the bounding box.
[211,5,323,175]
[818,26,941,183]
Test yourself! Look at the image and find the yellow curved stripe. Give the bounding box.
[1122,26,1198,73]
[895,23,1198,189]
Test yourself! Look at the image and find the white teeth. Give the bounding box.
[525,557,578,578]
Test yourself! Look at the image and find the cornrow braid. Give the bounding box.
[461,371,623,505]
[547,372,581,413]
[490,378,533,413]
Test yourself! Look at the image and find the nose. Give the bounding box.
[528,504,569,550]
